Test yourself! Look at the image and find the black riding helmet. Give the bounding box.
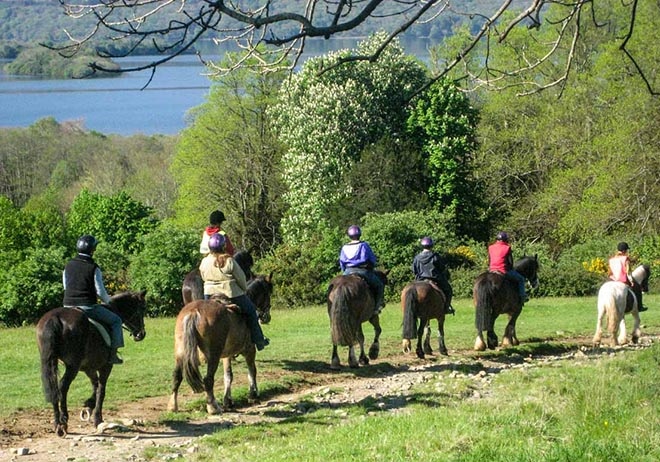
[76,235,98,255]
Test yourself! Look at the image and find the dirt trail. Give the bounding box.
[1,336,655,462]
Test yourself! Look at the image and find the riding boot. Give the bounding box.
[109,349,123,365]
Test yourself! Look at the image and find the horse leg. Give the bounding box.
[368,315,381,361]
[204,354,222,414]
[437,319,448,356]
[502,312,519,347]
[348,345,359,368]
[244,349,259,403]
[91,366,112,428]
[593,303,605,347]
[417,319,427,359]
[616,315,628,346]
[167,360,184,412]
[331,345,341,370]
[222,357,235,410]
[357,325,368,366]
[486,329,499,350]
[55,365,79,437]
[631,308,641,344]
[423,321,433,356]
[80,371,99,422]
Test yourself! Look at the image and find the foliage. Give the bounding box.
[407,78,487,240]
[67,189,157,254]
[0,246,67,326]
[4,45,120,78]
[171,51,287,254]
[127,223,200,317]
[270,33,428,242]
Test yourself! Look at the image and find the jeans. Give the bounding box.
[72,304,124,349]
[506,270,527,300]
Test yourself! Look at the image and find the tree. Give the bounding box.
[270,33,427,242]
[52,0,658,95]
[171,52,286,254]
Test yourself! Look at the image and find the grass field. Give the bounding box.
[1,294,659,461]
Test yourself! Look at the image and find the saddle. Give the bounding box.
[209,294,242,314]
[69,307,112,347]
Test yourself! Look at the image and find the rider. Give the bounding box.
[339,225,385,313]
[199,233,269,351]
[63,235,124,365]
[608,242,646,312]
[200,209,235,256]
[487,231,528,303]
[412,236,455,315]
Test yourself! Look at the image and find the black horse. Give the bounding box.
[182,250,254,305]
[473,256,539,351]
[326,270,388,369]
[36,291,147,436]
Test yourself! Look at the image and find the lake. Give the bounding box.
[0,38,434,136]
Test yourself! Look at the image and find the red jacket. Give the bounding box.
[488,241,512,273]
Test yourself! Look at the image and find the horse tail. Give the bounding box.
[330,286,359,346]
[180,312,205,393]
[37,316,62,404]
[474,276,494,332]
[401,287,418,340]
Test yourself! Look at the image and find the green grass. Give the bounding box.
[2,294,659,461]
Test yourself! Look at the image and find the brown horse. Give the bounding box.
[326,270,387,370]
[168,274,273,414]
[473,255,539,351]
[36,291,147,436]
[401,281,448,359]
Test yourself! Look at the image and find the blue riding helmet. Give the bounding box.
[208,233,226,253]
[420,236,434,248]
[76,235,98,254]
[347,225,361,239]
[496,231,509,242]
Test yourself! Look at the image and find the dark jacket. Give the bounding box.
[63,254,98,307]
[412,250,448,282]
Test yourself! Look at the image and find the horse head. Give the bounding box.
[632,264,651,293]
[515,255,539,290]
[247,273,273,324]
[110,290,147,341]
[375,269,389,287]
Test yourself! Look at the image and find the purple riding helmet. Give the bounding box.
[208,233,226,253]
[420,236,434,248]
[496,231,509,242]
[347,225,361,240]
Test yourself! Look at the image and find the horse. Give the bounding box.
[168,273,273,414]
[326,270,388,369]
[593,264,650,347]
[473,255,540,351]
[401,281,449,359]
[36,291,147,437]
[182,250,254,305]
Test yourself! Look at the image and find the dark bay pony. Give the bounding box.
[401,281,449,359]
[36,291,147,436]
[168,274,273,414]
[182,250,254,304]
[326,270,388,369]
[473,255,539,351]
[593,264,650,347]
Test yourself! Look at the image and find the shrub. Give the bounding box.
[128,224,199,317]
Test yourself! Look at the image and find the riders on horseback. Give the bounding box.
[487,231,528,303]
[609,242,647,312]
[412,236,455,315]
[199,232,269,350]
[200,209,235,256]
[339,225,385,313]
[63,235,125,365]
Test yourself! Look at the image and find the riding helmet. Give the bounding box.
[76,235,98,254]
[209,210,226,225]
[420,236,434,248]
[496,231,509,242]
[208,233,226,253]
[617,242,630,252]
[347,225,362,240]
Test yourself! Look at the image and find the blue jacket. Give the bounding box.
[339,241,377,271]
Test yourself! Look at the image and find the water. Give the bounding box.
[0,38,434,136]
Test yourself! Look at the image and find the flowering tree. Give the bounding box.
[269,33,426,241]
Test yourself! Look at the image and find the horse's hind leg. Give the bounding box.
[81,371,99,422]
[502,312,519,347]
[348,345,359,368]
[422,321,432,356]
[593,304,605,347]
[436,319,448,356]
[222,357,235,410]
[55,365,80,436]
[474,331,487,351]
[367,315,381,361]
[631,308,641,344]
[204,355,222,414]
[243,350,259,403]
[331,345,341,370]
[89,367,111,428]
[616,316,628,346]
[417,320,428,359]
[167,360,184,412]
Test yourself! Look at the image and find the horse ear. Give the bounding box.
[267,272,273,283]
[534,254,538,260]
[140,289,147,299]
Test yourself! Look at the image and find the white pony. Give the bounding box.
[593,264,650,347]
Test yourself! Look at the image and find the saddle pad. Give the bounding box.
[88,318,112,347]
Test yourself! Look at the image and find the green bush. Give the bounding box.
[0,246,67,326]
[128,223,199,317]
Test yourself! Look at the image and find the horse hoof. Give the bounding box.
[632,336,639,344]
[56,424,67,437]
[368,344,379,360]
[80,408,91,422]
[439,349,449,356]
[416,352,425,360]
